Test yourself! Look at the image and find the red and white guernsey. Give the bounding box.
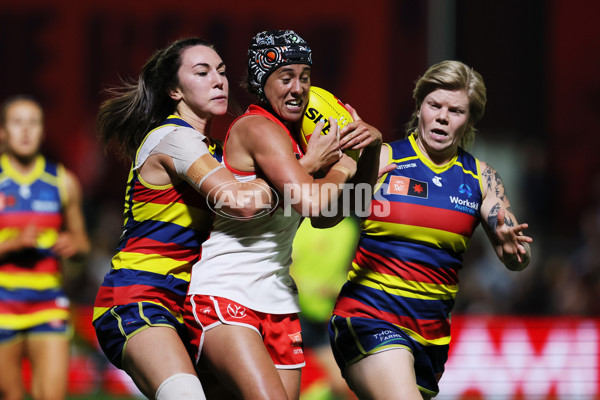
[187,105,304,314]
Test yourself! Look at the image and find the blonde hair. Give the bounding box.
[405,60,487,150]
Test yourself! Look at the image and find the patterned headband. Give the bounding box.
[247,30,312,98]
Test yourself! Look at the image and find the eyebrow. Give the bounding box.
[192,62,226,69]
[277,65,311,74]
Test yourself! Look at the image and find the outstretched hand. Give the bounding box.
[495,208,532,270]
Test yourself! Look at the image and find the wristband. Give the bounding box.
[331,165,351,179]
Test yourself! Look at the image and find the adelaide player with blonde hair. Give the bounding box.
[328,60,533,399]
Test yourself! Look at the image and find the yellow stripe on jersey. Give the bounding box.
[348,266,458,300]
[0,228,20,242]
[36,229,58,249]
[130,199,206,227]
[136,172,174,191]
[55,163,68,207]
[111,252,192,281]
[0,228,58,249]
[0,272,61,290]
[453,160,479,179]
[0,309,69,330]
[0,155,45,185]
[362,220,471,254]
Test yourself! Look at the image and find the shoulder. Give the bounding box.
[455,147,480,173]
[478,159,496,176]
[387,137,412,157]
[232,112,290,145]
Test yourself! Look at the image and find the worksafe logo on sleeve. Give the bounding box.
[387,176,428,198]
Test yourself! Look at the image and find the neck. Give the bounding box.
[6,152,38,174]
[260,102,299,135]
[174,110,211,137]
[414,136,457,166]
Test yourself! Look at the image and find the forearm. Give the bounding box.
[286,165,353,218]
[206,177,274,219]
[311,144,381,228]
[298,152,321,175]
[0,239,23,258]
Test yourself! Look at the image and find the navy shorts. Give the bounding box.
[93,302,190,369]
[328,315,447,397]
[0,320,72,345]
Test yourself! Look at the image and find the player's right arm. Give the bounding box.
[226,115,357,217]
[140,129,272,220]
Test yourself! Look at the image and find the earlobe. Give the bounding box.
[168,88,182,101]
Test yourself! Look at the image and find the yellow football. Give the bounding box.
[300,86,360,161]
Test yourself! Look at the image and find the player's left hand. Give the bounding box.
[52,232,79,259]
[495,208,532,270]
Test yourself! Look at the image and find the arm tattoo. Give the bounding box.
[481,165,494,192]
[482,164,509,203]
[503,213,515,227]
[487,202,500,234]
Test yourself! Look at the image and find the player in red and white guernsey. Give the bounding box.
[183,30,383,400]
[328,60,533,399]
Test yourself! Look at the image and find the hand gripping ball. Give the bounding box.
[300,86,360,161]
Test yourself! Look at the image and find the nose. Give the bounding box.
[290,78,302,94]
[436,108,449,125]
[213,72,225,88]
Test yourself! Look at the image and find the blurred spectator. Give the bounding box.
[290,217,360,399]
[0,95,90,400]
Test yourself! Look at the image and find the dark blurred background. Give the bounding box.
[1,0,599,397]
[2,0,599,314]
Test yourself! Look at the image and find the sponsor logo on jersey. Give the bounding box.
[395,162,417,170]
[19,185,31,199]
[288,331,303,345]
[201,307,212,315]
[32,199,60,212]
[449,195,479,214]
[387,176,428,198]
[432,176,442,187]
[458,183,472,197]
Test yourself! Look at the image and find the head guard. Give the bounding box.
[247,30,312,98]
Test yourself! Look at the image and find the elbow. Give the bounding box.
[218,184,275,219]
[225,201,268,220]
